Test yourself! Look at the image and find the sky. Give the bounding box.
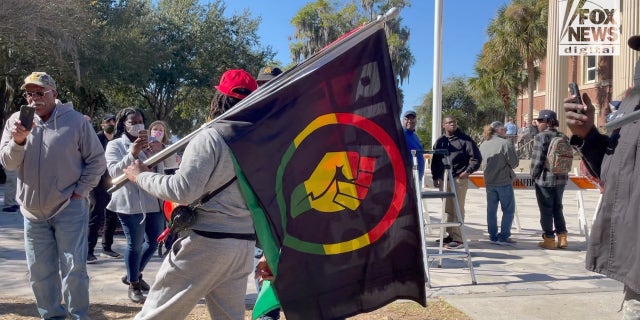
[220,0,511,111]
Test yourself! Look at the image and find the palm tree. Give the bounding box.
[485,0,548,125]
[290,0,413,86]
[470,41,527,122]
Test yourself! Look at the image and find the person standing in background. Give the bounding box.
[530,110,568,250]
[431,115,482,249]
[505,117,517,136]
[256,66,283,86]
[479,121,519,245]
[403,110,424,184]
[106,108,165,303]
[147,119,181,257]
[87,113,123,263]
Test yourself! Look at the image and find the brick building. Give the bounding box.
[516,56,614,131]
[516,0,639,134]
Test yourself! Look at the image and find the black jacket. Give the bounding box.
[575,86,640,293]
[431,129,482,180]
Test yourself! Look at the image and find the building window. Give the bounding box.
[584,56,597,83]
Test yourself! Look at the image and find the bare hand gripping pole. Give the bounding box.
[107,7,401,194]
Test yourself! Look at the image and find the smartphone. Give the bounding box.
[19,105,36,130]
[569,82,582,105]
[138,130,148,139]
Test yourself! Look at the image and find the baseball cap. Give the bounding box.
[214,69,258,100]
[536,109,557,121]
[629,34,640,51]
[403,110,417,118]
[102,114,116,122]
[256,66,283,84]
[20,72,57,90]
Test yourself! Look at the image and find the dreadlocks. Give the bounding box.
[208,91,241,120]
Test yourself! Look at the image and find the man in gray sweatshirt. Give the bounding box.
[123,69,258,320]
[0,72,106,319]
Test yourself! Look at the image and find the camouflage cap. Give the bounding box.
[20,72,57,90]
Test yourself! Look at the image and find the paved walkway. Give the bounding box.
[0,183,624,319]
[421,184,622,320]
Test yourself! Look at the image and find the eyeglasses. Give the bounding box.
[23,90,53,98]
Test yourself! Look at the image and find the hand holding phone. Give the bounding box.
[138,129,153,151]
[569,82,582,104]
[569,82,584,114]
[19,105,36,131]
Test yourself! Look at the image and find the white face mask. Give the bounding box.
[126,124,145,137]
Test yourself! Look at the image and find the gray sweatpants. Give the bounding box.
[135,230,254,320]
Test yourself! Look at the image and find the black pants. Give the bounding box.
[88,185,120,254]
[534,184,567,237]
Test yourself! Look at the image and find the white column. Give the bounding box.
[545,0,569,132]
[613,0,640,98]
[431,0,443,147]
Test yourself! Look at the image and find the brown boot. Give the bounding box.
[557,233,568,249]
[538,234,556,250]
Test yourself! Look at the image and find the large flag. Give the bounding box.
[217,16,426,320]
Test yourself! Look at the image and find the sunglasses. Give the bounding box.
[23,90,53,98]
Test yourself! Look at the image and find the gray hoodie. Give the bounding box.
[135,127,253,235]
[0,102,106,220]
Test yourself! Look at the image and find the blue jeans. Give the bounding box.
[24,198,90,320]
[118,212,164,283]
[534,184,567,237]
[486,184,516,242]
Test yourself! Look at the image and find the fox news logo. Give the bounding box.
[559,0,620,56]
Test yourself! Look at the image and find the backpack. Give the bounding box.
[545,132,573,174]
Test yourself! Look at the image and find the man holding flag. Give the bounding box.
[216,13,426,319]
[121,9,426,319]
[123,69,258,320]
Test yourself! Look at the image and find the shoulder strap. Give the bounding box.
[194,176,238,207]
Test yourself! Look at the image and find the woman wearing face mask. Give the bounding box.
[147,120,182,257]
[105,108,164,303]
[148,120,181,172]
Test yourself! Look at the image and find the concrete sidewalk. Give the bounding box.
[421,185,622,320]
[0,184,624,319]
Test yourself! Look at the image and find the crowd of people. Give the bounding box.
[404,110,572,251]
[0,67,281,320]
[1,31,639,320]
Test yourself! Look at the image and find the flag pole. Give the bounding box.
[432,0,443,146]
[108,7,402,194]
